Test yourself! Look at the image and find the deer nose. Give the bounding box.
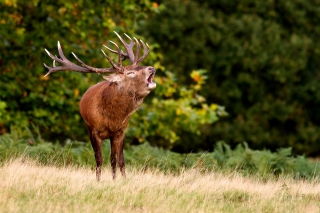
[148,67,156,74]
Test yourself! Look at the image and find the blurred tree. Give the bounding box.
[142,0,320,155]
[0,0,156,141]
[0,0,225,150]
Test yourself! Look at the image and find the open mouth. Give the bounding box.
[147,72,155,83]
[146,71,156,89]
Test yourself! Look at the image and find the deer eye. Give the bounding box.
[126,71,136,78]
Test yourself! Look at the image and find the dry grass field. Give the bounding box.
[0,157,319,213]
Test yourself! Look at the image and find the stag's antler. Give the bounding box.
[43,32,150,77]
[103,32,150,65]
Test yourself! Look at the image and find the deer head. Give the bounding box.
[44,31,156,94]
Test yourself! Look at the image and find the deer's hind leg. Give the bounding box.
[110,131,126,179]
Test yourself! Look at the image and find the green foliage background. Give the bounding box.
[1,0,320,156]
[0,0,224,151]
[142,0,320,155]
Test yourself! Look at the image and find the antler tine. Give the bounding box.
[133,37,141,65]
[103,45,128,61]
[109,41,122,67]
[53,57,56,67]
[113,31,135,63]
[43,63,54,77]
[136,39,150,65]
[43,54,57,77]
[57,41,67,61]
[101,49,118,69]
[44,47,63,64]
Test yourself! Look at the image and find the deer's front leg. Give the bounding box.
[89,130,103,182]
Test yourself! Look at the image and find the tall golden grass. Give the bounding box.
[0,157,319,213]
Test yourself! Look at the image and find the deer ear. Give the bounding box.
[102,73,122,82]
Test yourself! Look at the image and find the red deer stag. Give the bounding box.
[43,32,156,181]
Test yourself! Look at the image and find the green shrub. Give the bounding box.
[1,127,319,179]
